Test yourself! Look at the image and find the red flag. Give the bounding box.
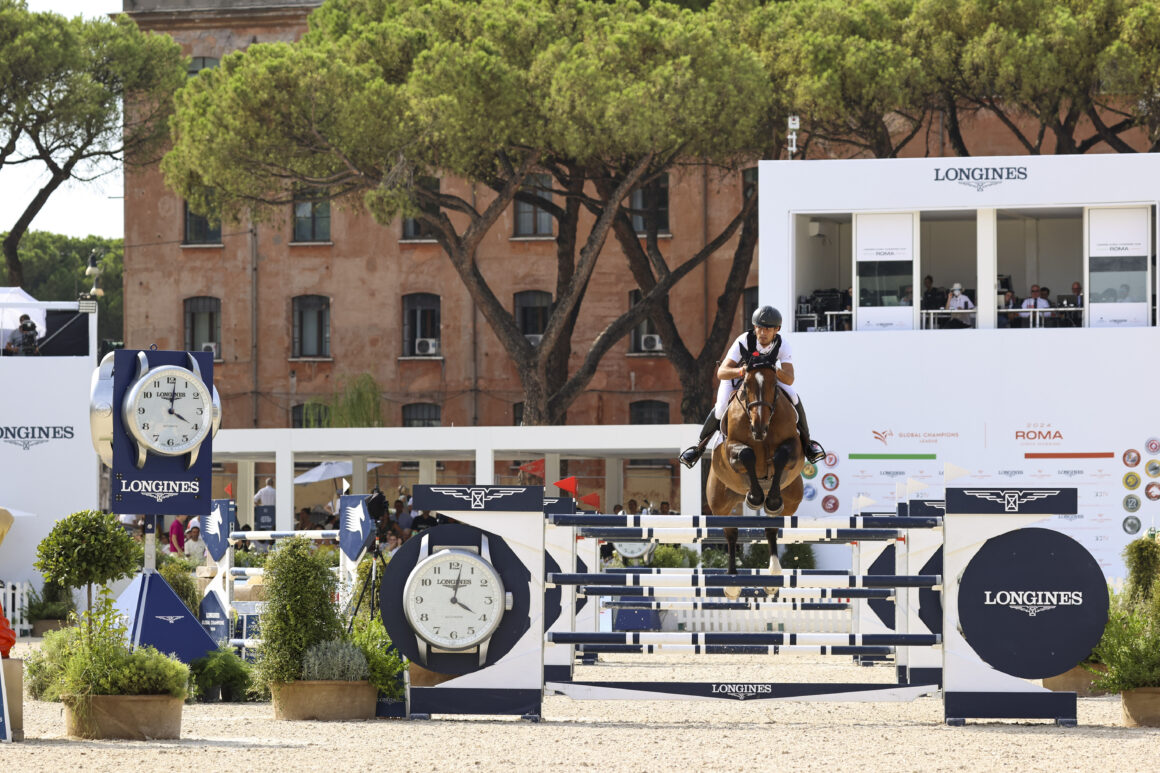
[519,458,546,477]
[579,492,600,509]
[225,483,233,498]
[553,476,578,495]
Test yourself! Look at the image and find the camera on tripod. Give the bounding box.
[15,317,38,355]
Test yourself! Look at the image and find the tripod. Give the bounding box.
[347,537,390,632]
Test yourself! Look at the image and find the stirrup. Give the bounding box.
[678,445,704,469]
[805,441,826,465]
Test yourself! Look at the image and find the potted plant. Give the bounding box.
[1089,537,1160,726]
[190,647,253,702]
[22,579,75,637]
[256,536,402,720]
[33,509,189,739]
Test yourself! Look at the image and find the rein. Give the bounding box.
[736,368,776,434]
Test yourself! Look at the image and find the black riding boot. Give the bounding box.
[679,410,720,469]
[794,398,827,464]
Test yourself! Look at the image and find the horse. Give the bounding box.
[705,362,805,599]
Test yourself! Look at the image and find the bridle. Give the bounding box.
[738,366,776,436]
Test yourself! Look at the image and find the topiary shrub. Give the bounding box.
[651,544,698,568]
[302,639,369,682]
[348,616,405,701]
[255,536,342,687]
[35,509,138,623]
[190,647,253,701]
[1124,538,1160,603]
[158,559,201,616]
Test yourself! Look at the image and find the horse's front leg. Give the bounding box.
[764,439,796,514]
[729,444,764,509]
[764,527,782,601]
[723,526,740,599]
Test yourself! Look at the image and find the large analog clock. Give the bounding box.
[402,532,510,664]
[121,351,215,468]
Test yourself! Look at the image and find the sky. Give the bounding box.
[1,2,130,240]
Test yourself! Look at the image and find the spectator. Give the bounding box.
[4,313,38,356]
[1071,281,1084,307]
[1020,284,1049,327]
[899,285,913,306]
[1038,286,1056,326]
[168,515,190,554]
[410,510,439,533]
[185,523,207,563]
[1118,283,1133,302]
[944,282,975,328]
[233,524,252,553]
[296,507,313,530]
[254,477,276,507]
[612,504,624,515]
[659,500,674,514]
[998,290,1019,328]
[384,532,403,559]
[626,499,640,515]
[393,498,414,531]
[921,275,943,311]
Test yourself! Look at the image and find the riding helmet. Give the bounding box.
[751,305,782,329]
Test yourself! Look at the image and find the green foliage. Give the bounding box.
[650,544,698,568]
[305,373,386,428]
[234,549,269,569]
[740,542,770,569]
[32,590,189,702]
[1,232,124,341]
[1123,537,1160,603]
[302,638,369,682]
[22,579,75,622]
[1090,581,1160,692]
[35,510,138,604]
[255,536,343,687]
[189,647,253,701]
[699,546,728,569]
[158,560,201,617]
[352,554,385,620]
[780,544,816,570]
[315,543,342,567]
[0,4,186,286]
[23,623,83,701]
[348,615,405,700]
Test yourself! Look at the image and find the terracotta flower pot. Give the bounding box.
[1042,663,1109,697]
[1122,687,1160,727]
[64,694,183,739]
[2,658,23,741]
[271,680,377,720]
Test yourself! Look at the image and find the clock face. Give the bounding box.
[614,541,651,559]
[402,548,506,650]
[123,365,213,456]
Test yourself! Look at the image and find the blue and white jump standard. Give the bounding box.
[383,483,1106,726]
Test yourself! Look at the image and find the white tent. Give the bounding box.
[0,287,46,346]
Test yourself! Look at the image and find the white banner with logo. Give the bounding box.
[0,356,99,583]
[789,326,1158,581]
[1088,206,1150,328]
[855,212,915,331]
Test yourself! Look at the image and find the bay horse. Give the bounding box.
[706,362,805,599]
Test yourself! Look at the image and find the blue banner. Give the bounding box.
[111,349,214,516]
[201,499,236,562]
[254,505,275,531]
[115,572,218,664]
[199,590,230,646]
[413,484,544,513]
[338,494,374,562]
[946,488,1078,515]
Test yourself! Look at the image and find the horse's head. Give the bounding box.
[740,363,778,442]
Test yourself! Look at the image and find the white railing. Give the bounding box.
[1,581,33,637]
[671,604,851,633]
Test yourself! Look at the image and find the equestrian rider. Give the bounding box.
[679,305,826,468]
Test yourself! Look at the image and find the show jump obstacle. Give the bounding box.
[379,483,1108,726]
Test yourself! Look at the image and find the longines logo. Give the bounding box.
[984,590,1083,617]
[711,683,773,700]
[119,479,200,503]
[430,486,527,509]
[1,424,75,450]
[962,489,1059,512]
[934,165,1028,192]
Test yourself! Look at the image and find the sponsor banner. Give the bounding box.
[254,505,275,531]
[338,494,374,562]
[957,528,1108,679]
[201,500,236,562]
[111,349,214,516]
[413,484,544,513]
[946,488,1078,516]
[544,496,577,515]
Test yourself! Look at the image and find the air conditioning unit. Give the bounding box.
[414,338,440,356]
[200,342,219,358]
[525,334,543,347]
[640,333,663,352]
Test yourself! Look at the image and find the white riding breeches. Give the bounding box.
[713,377,798,420]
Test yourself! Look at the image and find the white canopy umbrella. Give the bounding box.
[293,461,380,485]
[0,506,36,548]
[0,287,46,343]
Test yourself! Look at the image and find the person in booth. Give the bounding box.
[943,282,975,328]
[679,305,826,469]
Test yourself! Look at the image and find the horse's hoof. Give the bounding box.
[723,584,741,600]
[763,500,784,515]
[746,491,764,508]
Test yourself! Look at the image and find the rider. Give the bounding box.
[679,305,826,468]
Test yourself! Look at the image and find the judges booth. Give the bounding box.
[760,155,1156,332]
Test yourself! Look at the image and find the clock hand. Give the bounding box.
[171,411,190,423]
[453,599,474,613]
